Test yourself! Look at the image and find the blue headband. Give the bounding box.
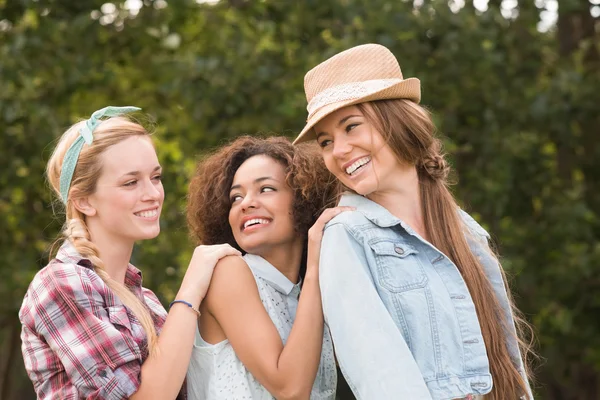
[59,106,141,203]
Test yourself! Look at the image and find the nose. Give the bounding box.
[240,192,258,212]
[141,178,162,202]
[332,135,352,159]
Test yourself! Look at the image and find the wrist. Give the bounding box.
[169,299,202,317]
[175,289,203,309]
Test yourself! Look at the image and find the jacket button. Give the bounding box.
[394,246,405,255]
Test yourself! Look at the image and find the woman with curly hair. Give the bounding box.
[185,136,348,399]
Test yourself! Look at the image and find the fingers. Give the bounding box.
[194,243,240,255]
[192,243,241,263]
[308,206,355,241]
[212,245,242,260]
[315,206,355,226]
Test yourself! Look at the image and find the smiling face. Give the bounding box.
[228,155,300,256]
[85,135,164,245]
[313,104,413,197]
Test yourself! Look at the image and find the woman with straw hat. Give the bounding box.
[294,44,535,400]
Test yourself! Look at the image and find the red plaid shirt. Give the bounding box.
[19,240,173,400]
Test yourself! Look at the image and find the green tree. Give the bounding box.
[1,0,598,398]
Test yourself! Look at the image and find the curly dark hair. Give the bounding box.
[187,136,339,254]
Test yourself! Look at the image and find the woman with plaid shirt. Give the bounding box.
[19,107,240,399]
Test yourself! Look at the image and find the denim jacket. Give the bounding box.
[319,193,532,400]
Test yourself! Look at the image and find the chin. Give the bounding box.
[238,237,279,257]
[349,182,377,197]
[139,227,161,240]
[237,240,262,255]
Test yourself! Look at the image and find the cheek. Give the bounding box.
[378,149,401,172]
[157,183,165,202]
[274,194,296,226]
[323,154,340,175]
[228,207,237,232]
[99,189,136,213]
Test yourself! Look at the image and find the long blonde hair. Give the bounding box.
[357,99,534,400]
[47,117,158,355]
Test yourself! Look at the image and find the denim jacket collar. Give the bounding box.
[338,192,420,235]
[338,193,492,244]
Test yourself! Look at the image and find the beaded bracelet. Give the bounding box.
[169,300,201,317]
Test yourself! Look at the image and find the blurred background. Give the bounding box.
[1,0,599,399]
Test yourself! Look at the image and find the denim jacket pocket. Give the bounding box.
[369,239,428,292]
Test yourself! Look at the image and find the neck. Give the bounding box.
[258,239,304,284]
[87,222,134,285]
[366,168,427,238]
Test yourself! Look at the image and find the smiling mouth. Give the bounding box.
[134,209,159,218]
[242,218,271,232]
[345,156,371,176]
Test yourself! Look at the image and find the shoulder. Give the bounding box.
[205,255,258,304]
[25,261,102,302]
[458,209,491,241]
[19,261,104,326]
[141,287,167,315]
[213,254,253,279]
[324,209,369,235]
[321,214,367,261]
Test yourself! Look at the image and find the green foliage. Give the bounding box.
[1,0,598,398]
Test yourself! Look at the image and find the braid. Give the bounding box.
[420,152,450,181]
[64,211,159,356]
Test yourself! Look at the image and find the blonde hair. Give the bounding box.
[47,117,158,355]
[356,99,535,400]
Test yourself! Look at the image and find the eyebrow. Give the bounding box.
[230,176,277,191]
[338,114,361,127]
[122,165,162,177]
[316,114,362,140]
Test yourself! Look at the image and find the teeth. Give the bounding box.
[244,218,270,229]
[135,209,158,218]
[346,157,371,175]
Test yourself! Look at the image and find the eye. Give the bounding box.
[152,174,162,182]
[345,123,359,132]
[317,139,332,148]
[230,194,243,203]
[261,186,276,193]
[123,180,137,187]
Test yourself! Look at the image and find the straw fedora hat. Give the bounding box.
[293,43,420,144]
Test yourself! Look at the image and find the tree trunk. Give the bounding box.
[0,320,21,400]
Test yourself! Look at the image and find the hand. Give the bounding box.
[178,244,241,307]
[306,206,355,275]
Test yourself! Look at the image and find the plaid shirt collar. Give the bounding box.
[55,240,144,289]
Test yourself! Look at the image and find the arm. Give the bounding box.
[471,233,534,399]
[20,244,239,400]
[131,244,240,399]
[459,209,533,398]
[205,207,350,400]
[205,257,323,400]
[319,222,432,400]
[20,264,149,400]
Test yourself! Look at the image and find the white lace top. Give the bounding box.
[186,254,337,400]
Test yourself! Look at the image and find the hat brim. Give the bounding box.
[293,78,421,145]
